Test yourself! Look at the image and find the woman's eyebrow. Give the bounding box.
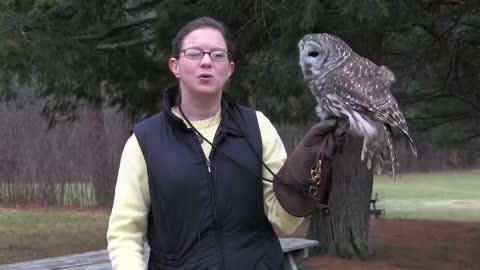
[183,45,227,51]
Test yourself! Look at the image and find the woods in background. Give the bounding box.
[0,0,479,205]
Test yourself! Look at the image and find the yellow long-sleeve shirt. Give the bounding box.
[107,107,303,270]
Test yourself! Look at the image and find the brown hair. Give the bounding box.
[171,16,234,60]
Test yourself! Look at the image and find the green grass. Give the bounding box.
[373,170,480,221]
[0,207,108,264]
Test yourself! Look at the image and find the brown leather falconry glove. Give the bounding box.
[273,118,349,217]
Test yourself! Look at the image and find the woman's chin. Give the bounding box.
[192,85,222,96]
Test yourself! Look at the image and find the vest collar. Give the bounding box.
[163,86,245,138]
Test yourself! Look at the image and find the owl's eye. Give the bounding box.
[308,51,319,57]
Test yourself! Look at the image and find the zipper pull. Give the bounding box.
[206,159,211,173]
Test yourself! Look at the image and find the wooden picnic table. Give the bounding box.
[0,238,318,270]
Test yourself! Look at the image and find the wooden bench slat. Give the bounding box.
[0,250,109,270]
[0,238,318,270]
[57,263,112,270]
[278,238,318,252]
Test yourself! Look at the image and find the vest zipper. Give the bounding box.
[205,157,226,270]
[195,133,226,270]
[206,159,211,172]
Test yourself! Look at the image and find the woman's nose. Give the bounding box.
[199,53,213,66]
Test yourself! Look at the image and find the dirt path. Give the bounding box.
[303,219,480,270]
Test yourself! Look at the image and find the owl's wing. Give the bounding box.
[323,73,407,131]
[323,73,417,156]
[339,56,396,87]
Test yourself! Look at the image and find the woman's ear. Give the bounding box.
[168,58,180,78]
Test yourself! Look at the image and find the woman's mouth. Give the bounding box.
[198,73,214,79]
[198,74,214,83]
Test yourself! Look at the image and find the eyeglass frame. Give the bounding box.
[179,47,232,62]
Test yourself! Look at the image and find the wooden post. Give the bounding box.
[307,135,374,260]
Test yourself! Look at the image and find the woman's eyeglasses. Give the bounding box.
[180,48,230,62]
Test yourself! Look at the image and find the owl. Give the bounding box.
[298,33,417,180]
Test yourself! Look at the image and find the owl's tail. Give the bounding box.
[361,137,374,169]
[404,132,417,157]
[363,138,387,176]
[383,124,399,181]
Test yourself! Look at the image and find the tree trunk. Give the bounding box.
[87,100,114,207]
[307,135,374,260]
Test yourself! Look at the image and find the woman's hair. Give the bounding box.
[171,17,234,60]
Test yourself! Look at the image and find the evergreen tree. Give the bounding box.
[1,0,478,259]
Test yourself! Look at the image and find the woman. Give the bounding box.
[107,16,346,270]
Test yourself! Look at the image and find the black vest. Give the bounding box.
[133,88,283,270]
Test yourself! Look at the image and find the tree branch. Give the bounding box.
[96,34,155,50]
[423,0,464,6]
[407,112,471,121]
[123,0,161,12]
[412,113,474,132]
[440,48,455,93]
[233,16,257,37]
[398,91,479,112]
[397,93,452,104]
[452,49,480,113]
[459,131,480,142]
[74,15,160,41]
[452,92,480,113]
[416,14,464,64]
[461,22,480,30]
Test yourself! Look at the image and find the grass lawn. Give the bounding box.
[0,207,109,264]
[373,169,480,221]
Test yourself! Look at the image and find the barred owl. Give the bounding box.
[298,33,417,179]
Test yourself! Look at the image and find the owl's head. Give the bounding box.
[298,33,353,82]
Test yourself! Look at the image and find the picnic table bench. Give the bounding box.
[0,238,318,270]
[370,192,385,219]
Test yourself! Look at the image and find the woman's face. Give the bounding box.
[169,27,234,97]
